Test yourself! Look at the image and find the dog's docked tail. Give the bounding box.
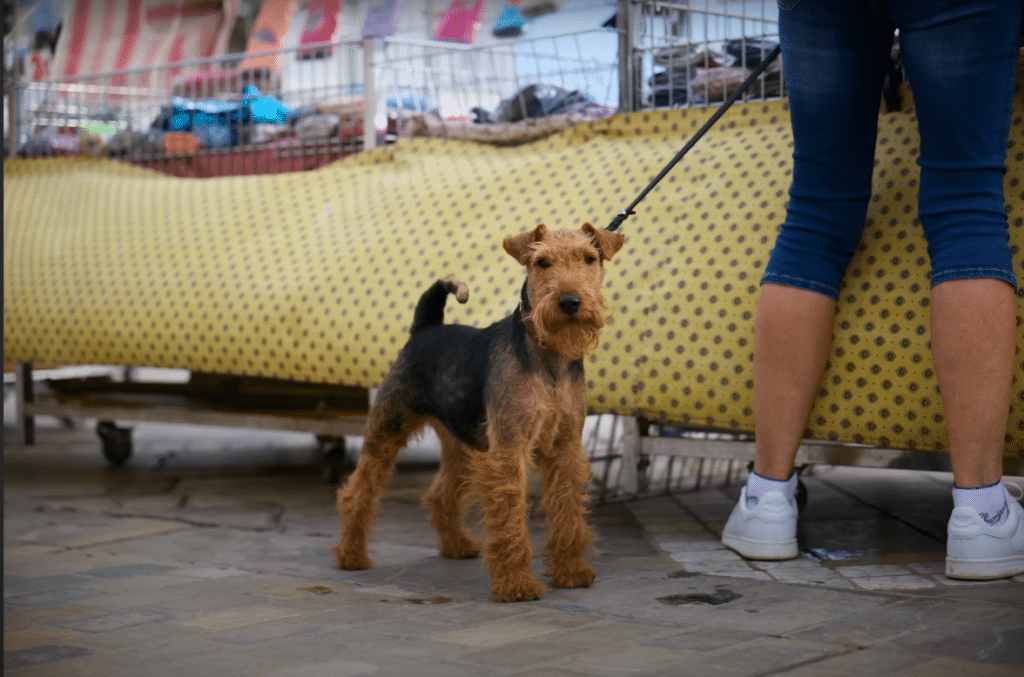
[410,275,469,334]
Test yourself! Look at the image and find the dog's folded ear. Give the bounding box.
[581,222,625,261]
[503,223,548,265]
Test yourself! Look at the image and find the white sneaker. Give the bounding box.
[721,487,798,560]
[946,484,1024,580]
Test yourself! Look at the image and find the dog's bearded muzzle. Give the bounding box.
[532,292,608,360]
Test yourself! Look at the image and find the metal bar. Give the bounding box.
[618,0,635,112]
[363,38,377,151]
[23,395,369,437]
[636,436,997,473]
[14,362,35,446]
[646,0,779,24]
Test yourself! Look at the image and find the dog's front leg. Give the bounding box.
[537,424,597,589]
[471,443,546,602]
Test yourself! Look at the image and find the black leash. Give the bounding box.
[606,43,783,232]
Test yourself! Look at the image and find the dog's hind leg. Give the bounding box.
[423,421,482,559]
[333,397,423,571]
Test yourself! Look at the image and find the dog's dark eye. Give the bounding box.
[584,256,597,265]
[536,258,552,268]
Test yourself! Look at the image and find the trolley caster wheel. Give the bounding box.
[96,421,132,467]
[316,435,348,484]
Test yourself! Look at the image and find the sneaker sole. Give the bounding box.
[945,554,1024,581]
[722,533,798,560]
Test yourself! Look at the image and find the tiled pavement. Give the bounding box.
[4,412,1024,677]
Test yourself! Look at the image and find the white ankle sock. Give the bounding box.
[952,482,1009,527]
[746,470,797,508]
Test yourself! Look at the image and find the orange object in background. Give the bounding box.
[162,132,203,154]
[240,0,300,86]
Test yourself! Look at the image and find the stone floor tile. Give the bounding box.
[303,599,436,626]
[176,567,250,579]
[431,621,560,648]
[246,580,352,600]
[3,604,92,630]
[70,585,203,611]
[459,639,585,669]
[659,541,735,555]
[4,643,92,670]
[369,662,496,677]
[786,648,947,676]
[51,607,173,633]
[181,605,302,630]
[849,575,936,590]
[78,563,179,578]
[91,651,266,677]
[52,518,191,549]
[672,561,772,580]
[47,619,203,655]
[666,548,745,562]
[202,618,327,646]
[574,644,687,672]
[356,616,458,639]
[263,661,381,677]
[518,608,604,629]
[644,627,763,652]
[700,637,847,675]
[892,656,1024,677]
[3,544,66,557]
[0,657,112,677]
[412,599,536,626]
[551,621,667,648]
[763,568,856,589]
[506,668,590,677]
[835,564,912,578]
[3,626,84,652]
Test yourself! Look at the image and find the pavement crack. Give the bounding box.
[97,510,280,533]
[755,645,861,676]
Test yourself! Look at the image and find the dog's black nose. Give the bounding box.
[558,295,581,315]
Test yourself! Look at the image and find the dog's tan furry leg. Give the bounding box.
[424,421,482,559]
[471,445,546,602]
[332,403,423,571]
[537,433,597,589]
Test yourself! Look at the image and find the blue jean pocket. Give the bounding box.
[777,0,801,10]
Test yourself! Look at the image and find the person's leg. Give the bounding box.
[751,283,835,480]
[894,0,1023,579]
[723,0,893,559]
[896,0,1020,481]
[752,0,892,477]
[930,279,1015,487]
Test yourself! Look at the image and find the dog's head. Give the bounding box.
[503,223,624,360]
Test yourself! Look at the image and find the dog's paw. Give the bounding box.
[490,576,547,603]
[332,544,372,570]
[548,561,596,589]
[438,534,483,559]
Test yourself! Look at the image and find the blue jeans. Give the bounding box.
[763,0,1022,299]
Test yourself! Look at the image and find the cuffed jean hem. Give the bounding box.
[930,267,1018,291]
[760,273,841,300]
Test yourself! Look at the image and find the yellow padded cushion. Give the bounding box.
[4,98,1023,454]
